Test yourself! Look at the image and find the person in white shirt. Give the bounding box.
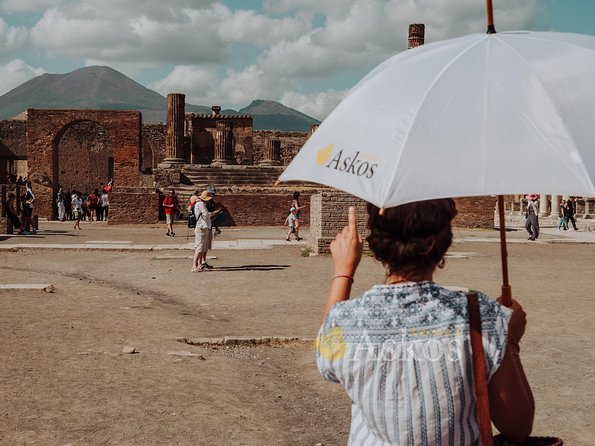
[71,192,83,230]
[191,190,217,272]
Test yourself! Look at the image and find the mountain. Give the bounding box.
[0,66,320,131]
[239,100,320,132]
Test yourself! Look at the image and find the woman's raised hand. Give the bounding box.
[330,206,364,276]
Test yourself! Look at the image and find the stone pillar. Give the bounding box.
[551,194,560,217]
[213,121,234,165]
[164,93,186,163]
[584,198,593,218]
[408,24,425,49]
[261,139,282,166]
[539,194,549,216]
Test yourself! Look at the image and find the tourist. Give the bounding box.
[24,182,36,233]
[20,191,33,233]
[191,190,216,272]
[105,178,113,193]
[56,186,66,221]
[187,189,200,212]
[79,192,87,221]
[206,184,224,236]
[567,197,579,231]
[71,191,83,230]
[163,189,177,237]
[524,194,539,241]
[86,191,96,221]
[558,199,568,230]
[90,189,102,221]
[316,202,535,444]
[16,176,25,185]
[64,190,72,221]
[284,207,299,241]
[8,172,16,183]
[5,192,25,234]
[290,191,307,241]
[100,189,109,221]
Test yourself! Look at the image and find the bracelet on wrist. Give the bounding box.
[333,274,354,283]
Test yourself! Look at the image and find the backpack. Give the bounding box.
[188,202,197,228]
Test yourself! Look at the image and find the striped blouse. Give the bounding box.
[316,281,511,446]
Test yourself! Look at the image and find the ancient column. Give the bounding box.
[551,194,560,217]
[539,194,549,216]
[213,121,234,165]
[261,139,282,166]
[583,198,593,218]
[164,93,186,163]
[408,24,425,49]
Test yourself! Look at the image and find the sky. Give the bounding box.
[1,0,594,119]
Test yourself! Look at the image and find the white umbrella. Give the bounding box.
[280,31,595,206]
[279,3,595,306]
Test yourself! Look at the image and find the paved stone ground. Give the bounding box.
[0,221,593,445]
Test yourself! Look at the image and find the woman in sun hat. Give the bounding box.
[524,194,540,241]
[191,190,213,272]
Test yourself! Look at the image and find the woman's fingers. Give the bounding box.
[348,206,357,235]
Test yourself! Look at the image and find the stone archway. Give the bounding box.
[27,109,141,219]
[141,137,155,173]
[55,120,115,193]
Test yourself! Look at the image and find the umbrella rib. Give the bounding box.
[496,36,595,194]
[509,32,595,56]
[381,35,490,206]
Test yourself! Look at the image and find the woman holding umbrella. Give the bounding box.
[316,201,535,445]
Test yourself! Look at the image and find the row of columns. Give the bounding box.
[163,92,284,166]
[505,194,594,217]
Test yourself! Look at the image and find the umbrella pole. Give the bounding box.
[497,195,512,307]
[486,0,496,34]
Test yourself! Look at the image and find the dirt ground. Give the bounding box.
[0,222,594,445]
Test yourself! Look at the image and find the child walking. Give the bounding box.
[284,207,300,241]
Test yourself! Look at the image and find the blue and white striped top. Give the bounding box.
[316,281,511,446]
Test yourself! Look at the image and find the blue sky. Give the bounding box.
[0,0,594,119]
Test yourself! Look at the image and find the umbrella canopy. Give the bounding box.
[279,31,595,208]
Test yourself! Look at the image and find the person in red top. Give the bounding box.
[163,189,178,237]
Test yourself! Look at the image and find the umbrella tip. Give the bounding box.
[379,207,385,216]
[486,24,497,34]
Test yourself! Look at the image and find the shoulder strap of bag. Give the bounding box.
[467,292,495,446]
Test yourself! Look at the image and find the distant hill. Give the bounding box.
[0,66,320,131]
[239,100,320,132]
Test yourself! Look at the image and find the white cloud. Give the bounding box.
[0,17,27,58]
[281,88,350,120]
[6,0,542,120]
[29,3,229,65]
[0,59,46,95]
[217,9,310,46]
[149,65,219,100]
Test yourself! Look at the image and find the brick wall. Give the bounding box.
[108,188,160,224]
[55,121,114,193]
[309,192,497,254]
[26,109,142,219]
[213,192,310,226]
[0,121,27,182]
